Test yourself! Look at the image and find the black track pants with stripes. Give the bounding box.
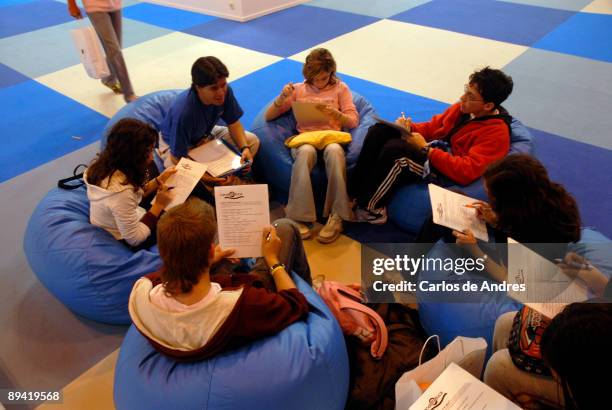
[349,123,428,211]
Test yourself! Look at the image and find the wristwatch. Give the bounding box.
[269,263,286,276]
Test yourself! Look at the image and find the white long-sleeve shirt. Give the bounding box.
[84,170,151,246]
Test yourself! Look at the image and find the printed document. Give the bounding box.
[507,238,588,319]
[214,184,270,258]
[153,158,206,210]
[429,184,489,241]
[409,363,521,410]
[188,139,244,177]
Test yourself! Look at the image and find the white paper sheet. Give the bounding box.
[188,139,243,177]
[409,363,521,410]
[506,238,588,319]
[154,158,207,210]
[291,101,329,128]
[214,184,270,258]
[429,184,489,241]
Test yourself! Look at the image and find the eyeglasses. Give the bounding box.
[462,84,483,102]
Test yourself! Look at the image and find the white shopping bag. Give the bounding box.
[395,335,488,409]
[71,26,110,79]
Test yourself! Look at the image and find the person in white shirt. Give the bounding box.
[84,118,175,248]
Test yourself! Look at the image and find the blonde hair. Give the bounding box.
[303,48,338,86]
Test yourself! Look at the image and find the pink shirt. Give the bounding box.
[82,0,121,13]
[278,80,359,133]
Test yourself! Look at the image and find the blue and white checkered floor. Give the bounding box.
[1,0,611,405]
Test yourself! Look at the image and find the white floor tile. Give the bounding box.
[582,0,612,14]
[290,19,527,104]
[36,32,282,118]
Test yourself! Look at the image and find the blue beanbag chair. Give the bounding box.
[23,186,161,324]
[103,89,180,171]
[417,228,612,353]
[250,92,377,206]
[388,118,535,233]
[114,274,349,410]
[104,89,180,135]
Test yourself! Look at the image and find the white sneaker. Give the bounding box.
[354,207,388,225]
[317,213,343,244]
[294,221,311,240]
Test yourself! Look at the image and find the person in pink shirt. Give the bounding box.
[67,0,137,103]
[265,48,359,244]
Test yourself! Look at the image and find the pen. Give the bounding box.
[265,231,272,242]
[554,258,592,270]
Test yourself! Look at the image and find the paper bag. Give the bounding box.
[395,335,487,409]
[71,26,110,79]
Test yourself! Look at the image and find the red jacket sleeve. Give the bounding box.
[411,104,461,141]
[429,125,509,185]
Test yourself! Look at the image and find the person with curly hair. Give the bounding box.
[85,118,176,249]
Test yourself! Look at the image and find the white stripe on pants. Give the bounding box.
[367,157,424,211]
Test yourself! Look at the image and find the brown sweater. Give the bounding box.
[129,272,309,362]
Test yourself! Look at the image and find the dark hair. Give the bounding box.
[191,56,229,89]
[157,198,217,296]
[87,118,156,190]
[469,66,513,108]
[303,48,338,86]
[483,154,581,243]
[541,302,612,410]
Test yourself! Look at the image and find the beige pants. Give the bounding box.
[284,143,352,223]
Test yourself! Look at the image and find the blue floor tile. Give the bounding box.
[390,0,574,46]
[0,18,171,78]
[533,12,612,63]
[184,5,378,57]
[306,0,432,19]
[532,128,612,239]
[123,2,216,31]
[503,48,612,150]
[0,63,30,88]
[0,81,108,182]
[339,75,450,124]
[0,0,73,39]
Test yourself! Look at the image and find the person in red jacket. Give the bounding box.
[129,198,311,361]
[349,67,514,224]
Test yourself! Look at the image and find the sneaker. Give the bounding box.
[354,207,388,225]
[294,221,311,240]
[317,213,343,244]
[102,81,122,94]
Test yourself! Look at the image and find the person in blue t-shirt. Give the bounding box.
[158,56,260,186]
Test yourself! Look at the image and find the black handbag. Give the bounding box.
[57,164,87,190]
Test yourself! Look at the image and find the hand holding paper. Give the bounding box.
[214,184,270,258]
[429,184,489,242]
[155,158,207,210]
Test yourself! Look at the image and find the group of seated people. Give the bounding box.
[80,49,610,409]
